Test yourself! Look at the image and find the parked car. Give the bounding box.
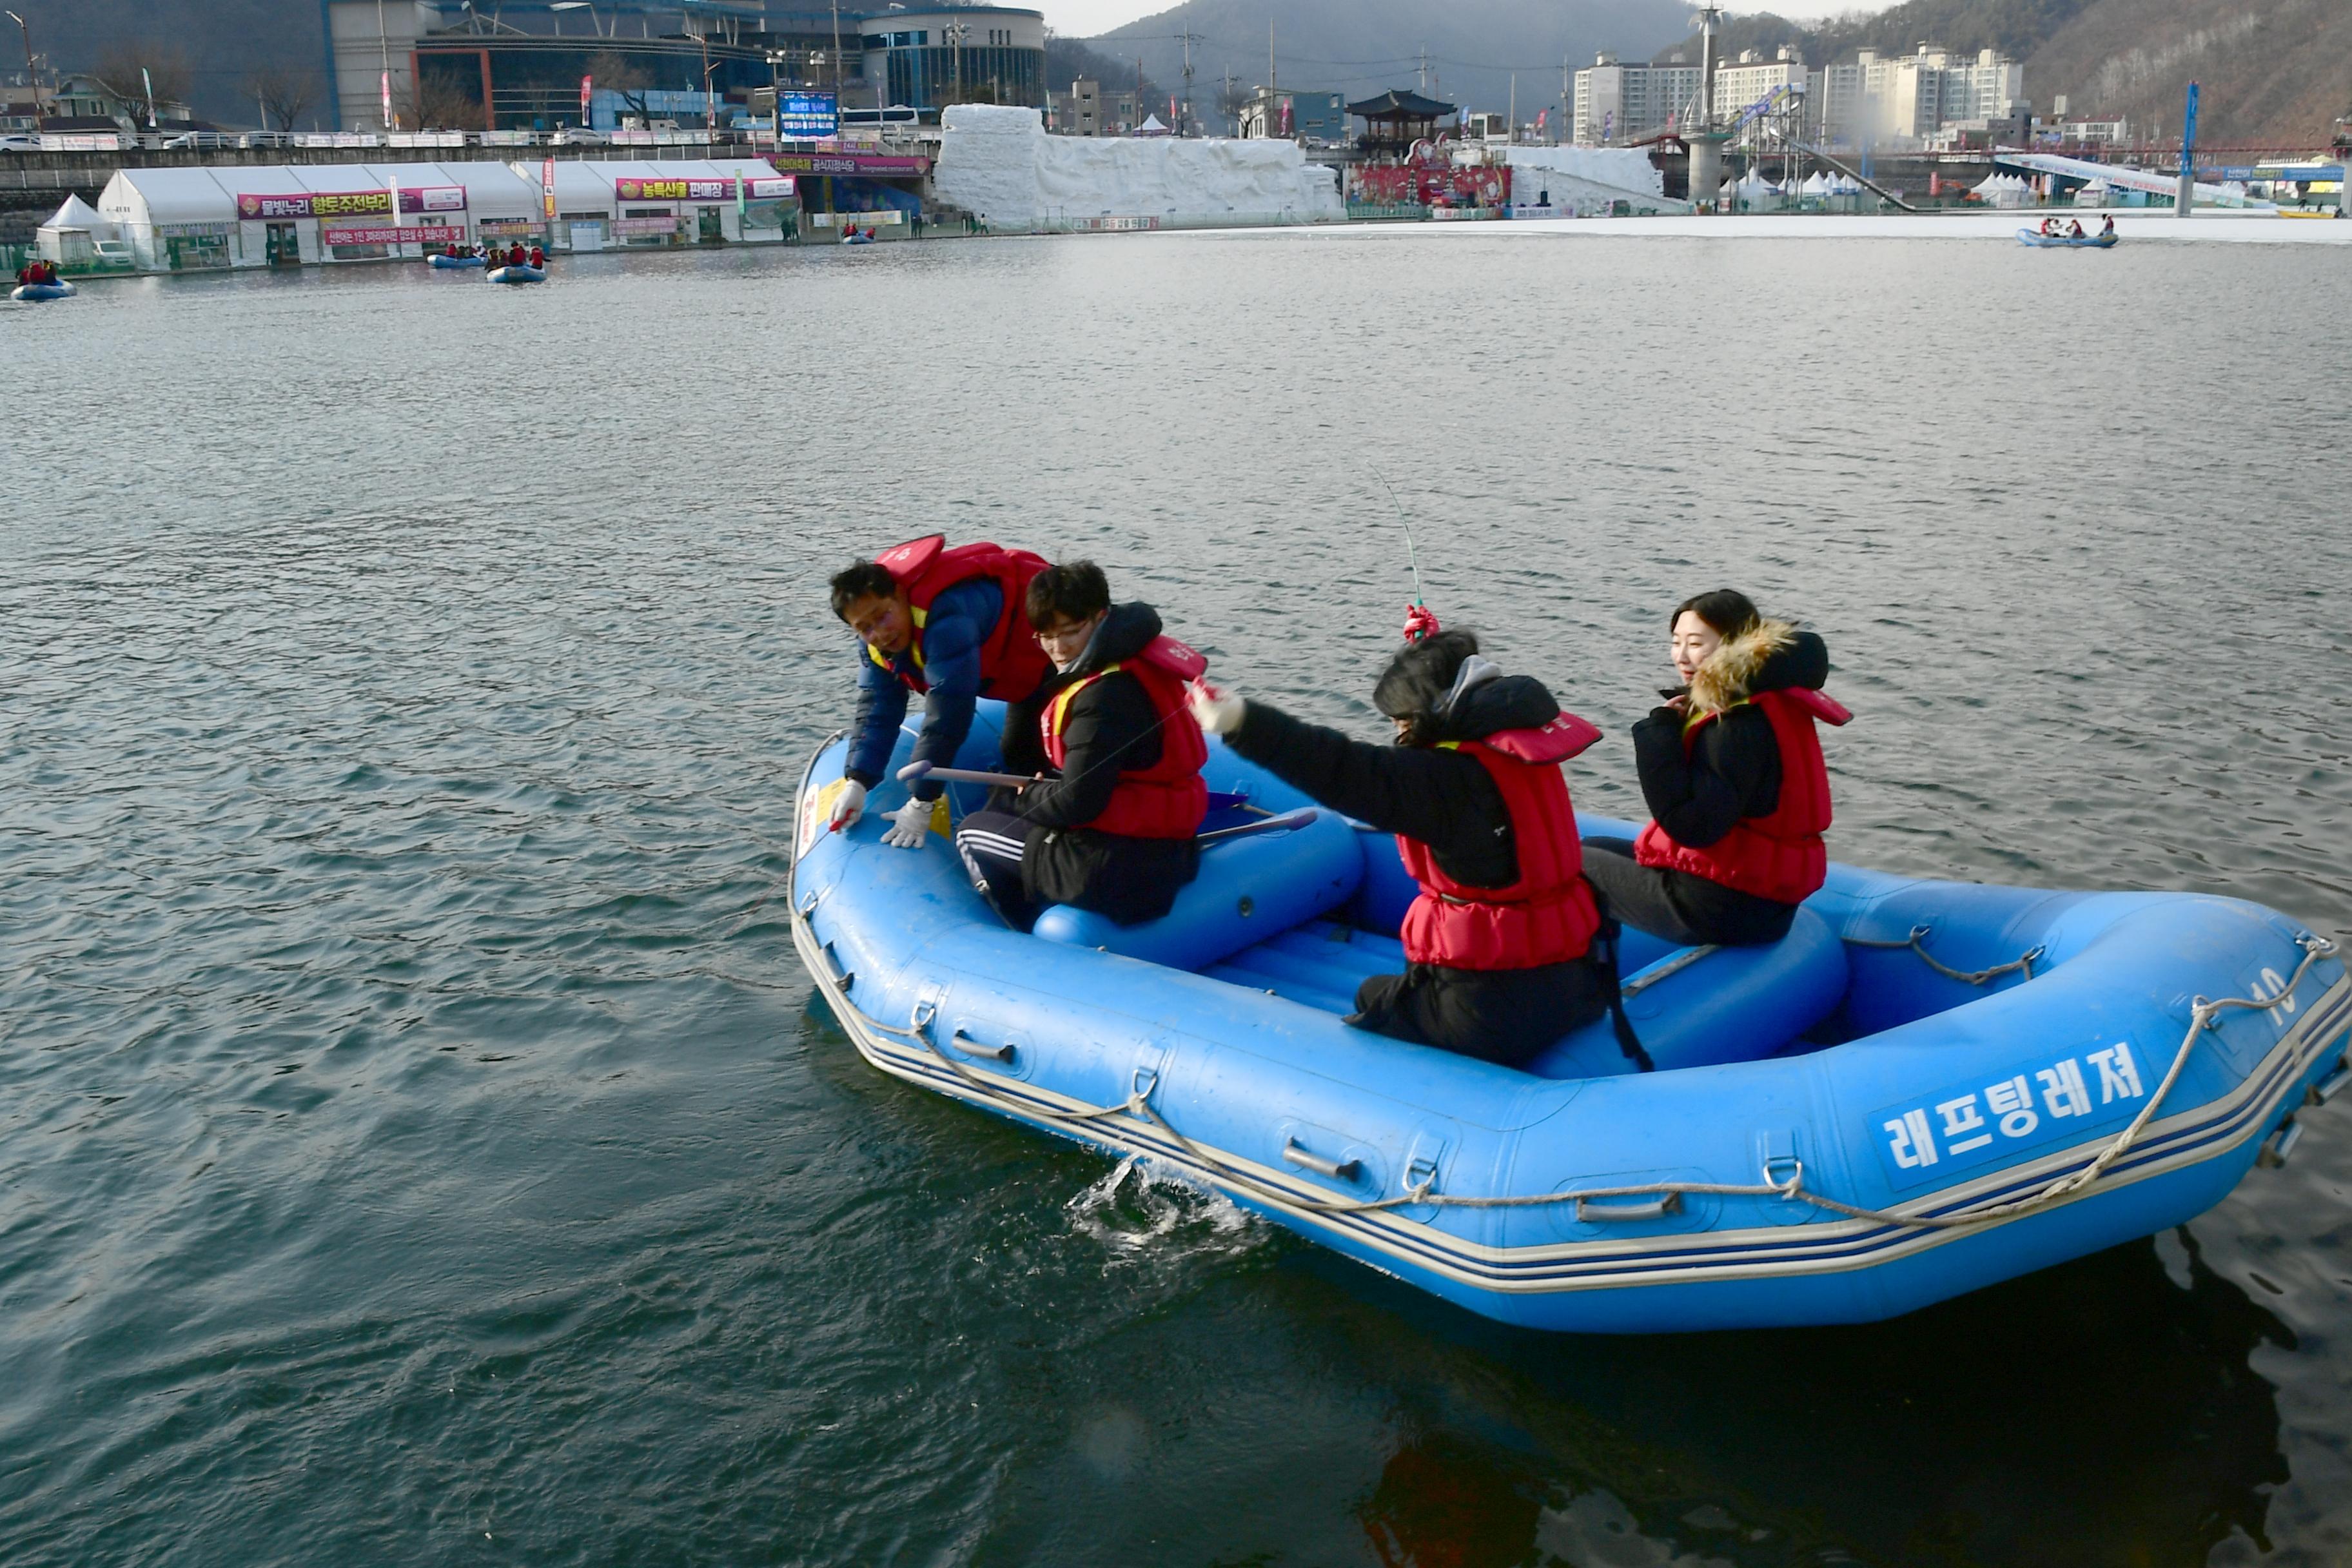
[0,133,39,152]
[554,127,609,146]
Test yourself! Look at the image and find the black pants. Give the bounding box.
[1580,839,1799,948]
[956,808,1041,930]
[1349,957,1609,1068]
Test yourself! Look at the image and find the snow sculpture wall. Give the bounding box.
[1500,145,1688,215]
[934,105,1345,230]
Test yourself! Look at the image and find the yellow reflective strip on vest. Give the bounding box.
[1045,662,1121,741]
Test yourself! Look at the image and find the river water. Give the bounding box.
[5,230,2350,1567]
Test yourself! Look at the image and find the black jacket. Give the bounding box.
[1629,628,1828,850]
[1223,667,1610,1066]
[1008,602,1199,925]
[1226,669,1569,890]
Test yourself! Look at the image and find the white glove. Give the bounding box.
[880,796,936,849]
[1188,681,1244,737]
[828,779,868,831]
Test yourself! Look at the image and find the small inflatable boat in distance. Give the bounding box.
[2017,228,2119,248]
[486,264,547,284]
[429,253,486,270]
[789,703,2349,1334]
[10,280,76,302]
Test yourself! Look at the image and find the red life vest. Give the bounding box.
[869,534,1054,701]
[1398,713,1603,971]
[1040,636,1209,839]
[1633,687,1844,904]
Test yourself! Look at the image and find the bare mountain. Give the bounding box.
[1082,0,1698,124]
[2028,0,2352,146]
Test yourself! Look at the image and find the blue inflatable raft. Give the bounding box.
[789,703,2349,1333]
[487,264,547,284]
[429,253,486,270]
[10,280,76,302]
[2017,228,2119,248]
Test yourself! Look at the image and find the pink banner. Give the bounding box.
[398,185,467,213]
[320,225,453,245]
[239,190,394,220]
[768,153,928,177]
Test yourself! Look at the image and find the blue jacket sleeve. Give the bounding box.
[845,652,909,789]
[901,580,1001,801]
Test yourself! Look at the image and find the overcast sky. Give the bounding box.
[1039,0,1897,39]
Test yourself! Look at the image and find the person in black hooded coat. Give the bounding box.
[953,564,1204,930]
[1190,631,1613,1068]
[1583,589,1839,948]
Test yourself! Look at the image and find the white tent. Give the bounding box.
[37,193,117,265]
[1133,113,1171,136]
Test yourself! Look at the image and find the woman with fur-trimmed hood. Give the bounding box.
[1583,591,1849,948]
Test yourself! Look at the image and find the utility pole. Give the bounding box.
[829,0,843,92]
[1508,74,1514,142]
[1417,46,1427,97]
[5,9,41,116]
[1177,30,1200,136]
[947,19,968,112]
[1559,56,1568,144]
[1268,21,1275,93]
[1221,70,1234,136]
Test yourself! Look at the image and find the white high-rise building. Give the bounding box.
[1818,45,2024,149]
[1572,54,1702,144]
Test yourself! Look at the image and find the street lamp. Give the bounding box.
[5,10,41,118]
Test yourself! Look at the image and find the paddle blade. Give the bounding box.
[1198,807,1318,845]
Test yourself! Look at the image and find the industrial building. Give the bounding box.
[320,1,1044,135]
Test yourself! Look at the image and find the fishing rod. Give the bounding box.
[1374,467,1438,641]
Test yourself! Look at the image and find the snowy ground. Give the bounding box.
[1380,210,2352,245]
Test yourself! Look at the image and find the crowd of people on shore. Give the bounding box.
[826,535,1849,1070]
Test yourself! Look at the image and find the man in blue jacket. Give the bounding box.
[828,536,1052,847]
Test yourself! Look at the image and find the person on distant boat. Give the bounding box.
[1190,629,1616,1067]
[529,244,546,268]
[951,561,1208,930]
[2101,214,2115,235]
[2039,217,2055,236]
[2066,218,2084,239]
[828,534,1056,847]
[1582,591,1847,949]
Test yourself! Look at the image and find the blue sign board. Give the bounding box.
[780,91,838,138]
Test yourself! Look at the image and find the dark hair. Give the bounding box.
[1024,560,1110,629]
[1671,589,1760,640]
[1374,627,1480,745]
[828,560,898,620]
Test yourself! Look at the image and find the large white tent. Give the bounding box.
[98,161,546,271]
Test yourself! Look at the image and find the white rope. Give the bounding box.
[792,735,2342,1234]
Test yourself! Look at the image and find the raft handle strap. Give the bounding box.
[1576,1191,1681,1223]
[1848,924,2045,986]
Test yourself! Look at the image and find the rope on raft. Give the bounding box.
[823,933,2340,1231]
[1847,924,2045,986]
